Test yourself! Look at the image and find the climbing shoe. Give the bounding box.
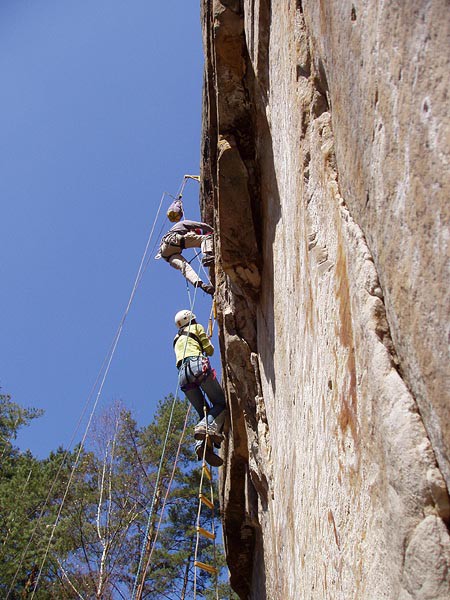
[194,421,223,445]
[194,281,214,296]
[201,254,215,267]
[200,282,214,296]
[195,440,223,467]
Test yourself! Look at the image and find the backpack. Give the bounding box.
[167,198,183,223]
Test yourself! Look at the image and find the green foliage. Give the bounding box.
[0,395,83,598]
[0,393,43,444]
[0,393,237,599]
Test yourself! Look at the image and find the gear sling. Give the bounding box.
[162,232,186,260]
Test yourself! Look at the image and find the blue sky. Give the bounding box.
[0,1,215,457]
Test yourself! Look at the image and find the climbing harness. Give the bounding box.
[177,355,214,393]
[159,231,186,259]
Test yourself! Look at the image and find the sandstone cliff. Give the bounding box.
[200,1,450,598]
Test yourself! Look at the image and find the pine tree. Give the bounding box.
[0,394,84,598]
[59,395,236,598]
[133,395,236,599]
[0,393,238,598]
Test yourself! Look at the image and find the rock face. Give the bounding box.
[200,1,450,599]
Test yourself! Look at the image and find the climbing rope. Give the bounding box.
[131,179,221,598]
[9,184,170,598]
[6,363,108,598]
[130,177,219,598]
[132,264,202,600]
[133,265,219,599]
[135,403,192,595]
[143,300,218,599]
[8,172,212,598]
[193,248,220,597]
[26,192,167,600]
[189,250,216,338]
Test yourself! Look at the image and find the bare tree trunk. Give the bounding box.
[96,411,120,599]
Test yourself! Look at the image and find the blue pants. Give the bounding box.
[178,356,226,421]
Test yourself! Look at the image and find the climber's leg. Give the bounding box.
[159,232,182,260]
[211,410,226,431]
[181,386,206,421]
[200,373,226,419]
[194,374,226,443]
[183,231,203,249]
[194,438,223,468]
[168,254,202,287]
[194,414,226,444]
[178,231,214,265]
[201,233,214,266]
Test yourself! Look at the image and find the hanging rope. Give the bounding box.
[139,301,218,584]
[6,355,112,598]
[136,404,192,590]
[128,191,218,599]
[135,295,219,599]
[8,172,209,598]
[132,263,204,600]
[192,251,220,598]
[190,250,216,339]
[132,188,219,598]
[19,192,167,600]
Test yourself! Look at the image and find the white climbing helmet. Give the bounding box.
[174,309,196,328]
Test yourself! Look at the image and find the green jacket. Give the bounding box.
[174,323,214,367]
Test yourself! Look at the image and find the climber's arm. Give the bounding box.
[195,324,214,356]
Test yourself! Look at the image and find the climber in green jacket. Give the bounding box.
[173,309,226,467]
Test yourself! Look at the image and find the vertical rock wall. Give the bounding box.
[200,1,450,598]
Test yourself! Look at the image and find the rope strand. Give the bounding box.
[26,193,166,600]
[9,173,207,598]
[132,260,204,600]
